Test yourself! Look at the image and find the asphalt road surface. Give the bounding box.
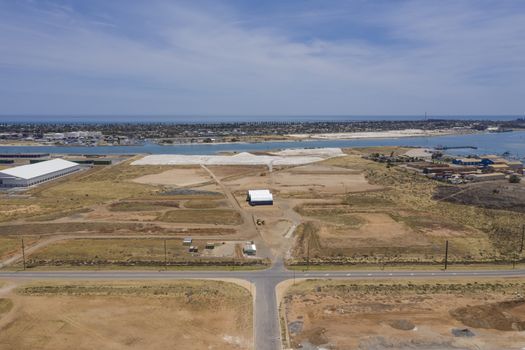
[2,262,525,350]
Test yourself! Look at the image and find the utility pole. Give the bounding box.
[21,238,26,271]
[444,240,449,270]
[520,224,525,254]
[306,237,310,271]
[164,239,167,270]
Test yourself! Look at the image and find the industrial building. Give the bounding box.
[0,153,49,159]
[465,173,506,182]
[247,189,273,206]
[0,158,80,187]
[452,158,483,166]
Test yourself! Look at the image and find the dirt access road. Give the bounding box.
[201,164,274,259]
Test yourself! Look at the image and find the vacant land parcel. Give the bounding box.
[18,238,262,269]
[289,151,524,266]
[283,279,525,350]
[132,166,213,187]
[0,280,252,350]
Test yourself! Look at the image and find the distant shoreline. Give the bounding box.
[0,128,479,148]
[0,115,522,124]
[286,128,475,141]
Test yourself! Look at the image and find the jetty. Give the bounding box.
[434,145,478,150]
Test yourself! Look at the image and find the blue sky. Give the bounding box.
[0,0,524,116]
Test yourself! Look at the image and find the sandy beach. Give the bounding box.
[288,128,471,140]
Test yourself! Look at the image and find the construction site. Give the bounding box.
[1,146,525,350]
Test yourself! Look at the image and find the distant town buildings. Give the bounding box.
[43,131,103,141]
[369,150,523,185]
[0,129,140,146]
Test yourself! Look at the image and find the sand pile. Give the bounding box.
[132,148,344,166]
[271,148,345,158]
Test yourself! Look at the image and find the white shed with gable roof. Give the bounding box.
[247,189,273,206]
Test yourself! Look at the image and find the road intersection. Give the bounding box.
[2,260,525,350]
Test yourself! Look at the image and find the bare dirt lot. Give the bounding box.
[0,280,252,350]
[283,279,525,350]
[132,166,213,187]
[272,164,382,195]
[224,163,381,198]
[206,165,267,180]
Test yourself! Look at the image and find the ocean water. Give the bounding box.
[1,131,524,158]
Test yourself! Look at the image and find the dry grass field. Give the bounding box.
[2,147,523,270]
[0,236,40,261]
[0,161,158,223]
[158,209,243,225]
[0,159,250,269]
[108,200,180,212]
[0,222,171,236]
[0,280,252,350]
[283,279,525,350]
[289,153,525,266]
[184,199,226,209]
[0,238,23,260]
[17,238,262,268]
[0,160,225,223]
[0,298,13,316]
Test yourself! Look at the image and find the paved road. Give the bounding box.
[2,264,525,350]
[3,266,524,280]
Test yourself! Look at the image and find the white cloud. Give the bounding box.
[0,0,524,115]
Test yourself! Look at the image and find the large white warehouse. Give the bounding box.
[0,159,80,187]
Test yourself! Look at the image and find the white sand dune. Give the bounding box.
[132,148,344,166]
[288,129,455,140]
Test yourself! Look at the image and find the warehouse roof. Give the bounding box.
[248,189,273,202]
[468,172,505,178]
[455,158,480,162]
[0,159,79,180]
